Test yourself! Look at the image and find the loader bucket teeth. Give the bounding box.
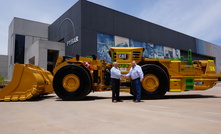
[0,63,54,101]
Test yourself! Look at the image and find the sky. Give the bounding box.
[0,0,221,55]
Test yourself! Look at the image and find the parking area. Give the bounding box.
[0,82,221,134]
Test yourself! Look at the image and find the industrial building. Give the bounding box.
[2,0,221,79]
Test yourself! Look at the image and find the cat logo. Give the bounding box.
[118,54,126,59]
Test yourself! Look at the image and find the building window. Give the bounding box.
[59,38,64,43]
[47,50,59,73]
[14,34,25,64]
[29,56,35,65]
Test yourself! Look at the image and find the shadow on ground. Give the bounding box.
[161,94,221,100]
[82,94,221,101]
[1,93,219,102]
[28,95,56,101]
[30,93,221,102]
[55,96,112,101]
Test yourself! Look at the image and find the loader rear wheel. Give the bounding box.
[141,64,168,99]
[53,65,91,101]
[142,74,159,92]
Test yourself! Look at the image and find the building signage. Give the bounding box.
[67,36,79,46]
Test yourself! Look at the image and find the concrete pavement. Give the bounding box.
[0,83,221,134]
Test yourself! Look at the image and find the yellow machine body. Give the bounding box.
[110,47,220,92]
[166,59,219,92]
[0,63,53,101]
[3,47,218,101]
[52,47,221,100]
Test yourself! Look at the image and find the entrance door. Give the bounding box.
[47,50,59,73]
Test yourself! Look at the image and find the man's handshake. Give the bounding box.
[121,75,126,78]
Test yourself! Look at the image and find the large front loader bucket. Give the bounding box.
[0,63,54,101]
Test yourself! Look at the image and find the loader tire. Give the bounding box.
[141,64,168,99]
[53,65,91,101]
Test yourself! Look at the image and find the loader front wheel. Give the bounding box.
[141,64,168,99]
[62,74,80,92]
[53,65,91,101]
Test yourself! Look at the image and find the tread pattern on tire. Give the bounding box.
[141,64,169,99]
[53,64,91,101]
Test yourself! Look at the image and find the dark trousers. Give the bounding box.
[111,78,120,101]
[132,78,141,101]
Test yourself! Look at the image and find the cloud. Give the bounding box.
[88,0,114,7]
[0,0,78,55]
[1,0,221,55]
[138,0,221,46]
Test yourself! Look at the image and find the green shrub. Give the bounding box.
[0,74,5,81]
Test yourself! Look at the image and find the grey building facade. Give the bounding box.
[0,55,8,79]
[7,18,65,79]
[48,0,217,61]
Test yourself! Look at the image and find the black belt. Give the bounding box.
[111,78,120,80]
[132,77,140,81]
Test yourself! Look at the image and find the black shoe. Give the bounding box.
[112,100,117,103]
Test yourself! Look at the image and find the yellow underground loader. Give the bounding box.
[1,47,220,101]
[0,63,53,101]
[52,47,221,101]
